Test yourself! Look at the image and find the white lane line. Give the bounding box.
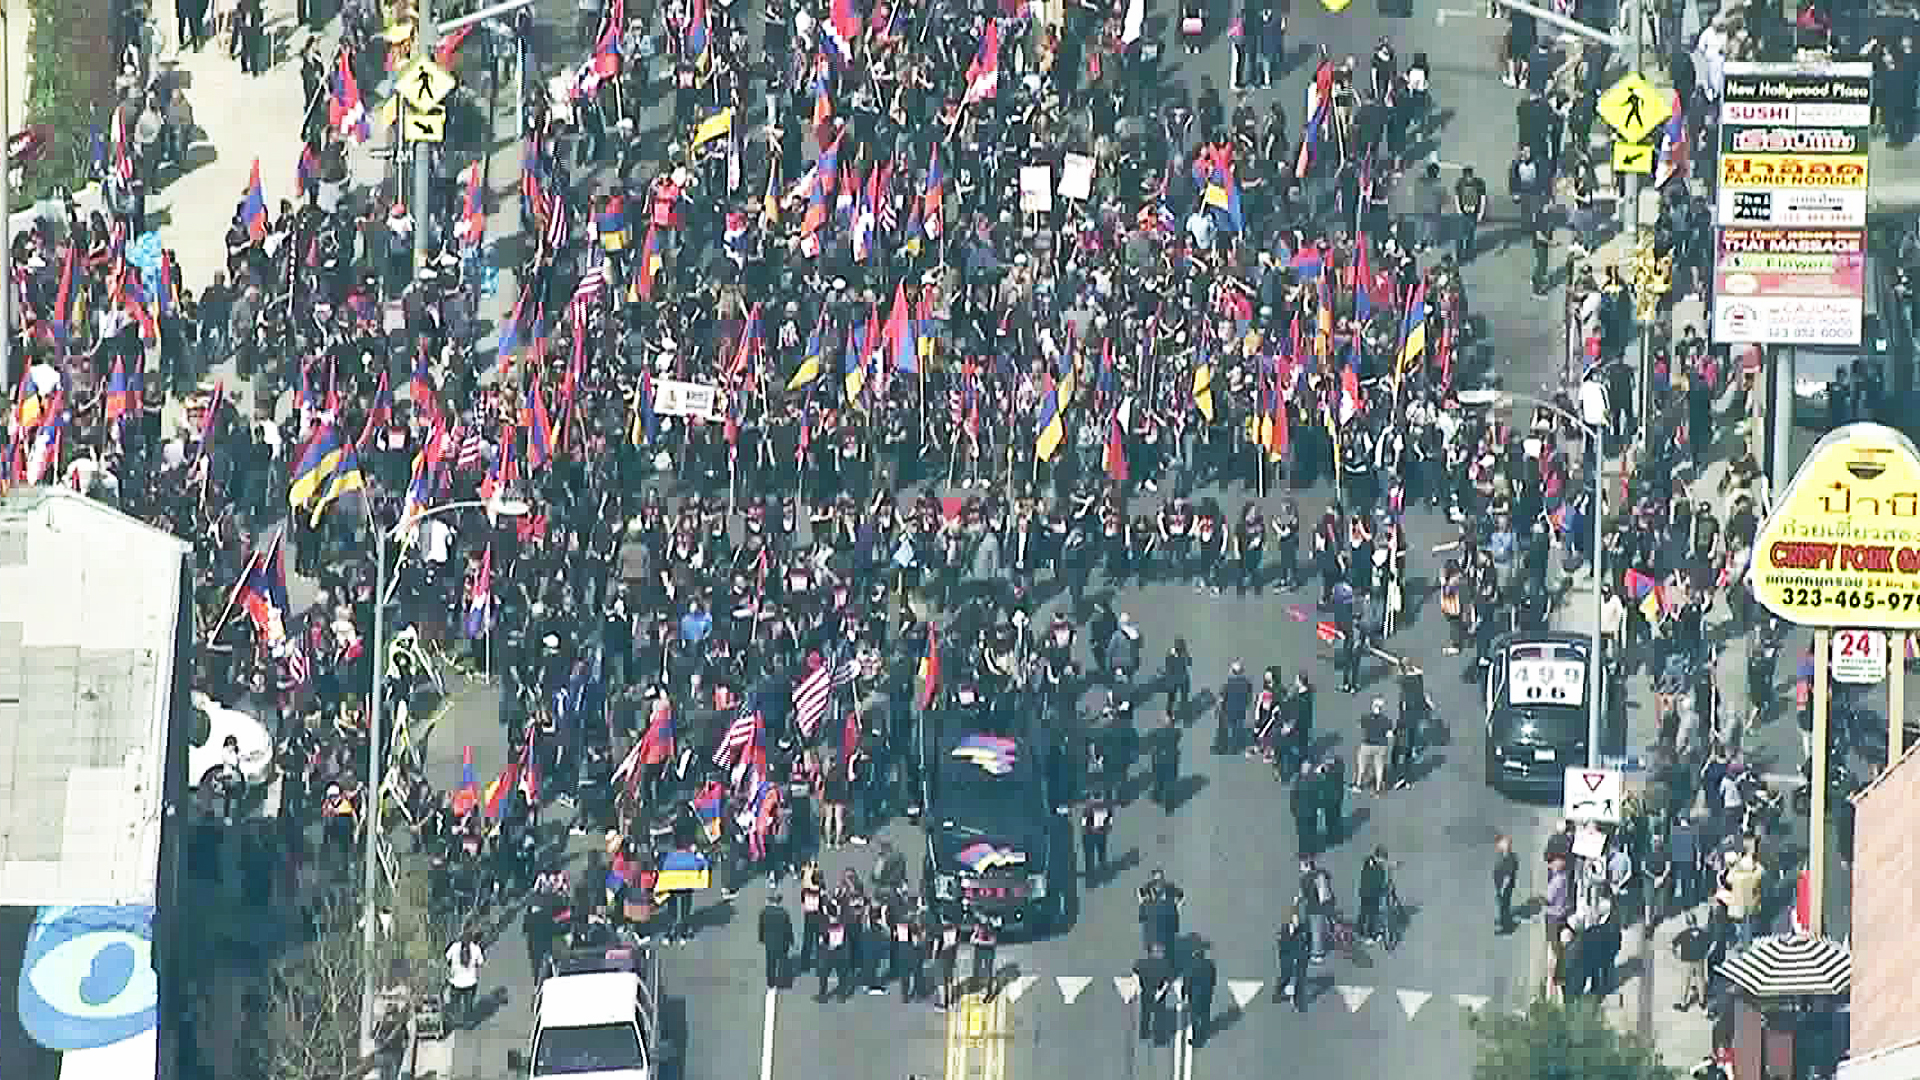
[1005,974,1038,1004]
[1174,992,1195,1080]
[1436,6,1494,23]
[1057,975,1092,1003]
[760,987,778,1080]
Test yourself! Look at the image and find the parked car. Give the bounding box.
[186,692,276,800]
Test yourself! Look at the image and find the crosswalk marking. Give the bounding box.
[1397,990,1432,1019]
[1114,975,1140,1003]
[1336,985,1375,1012]
[1057,976,1092,1004]
[1004,976,1038,1004]
[1455,994,1491,1012]
[1227,980,1263,1009]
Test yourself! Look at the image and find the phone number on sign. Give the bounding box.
[1772,586,1920,611]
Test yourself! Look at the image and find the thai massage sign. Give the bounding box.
[1749,423,1920,629]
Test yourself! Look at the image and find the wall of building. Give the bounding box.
[1850,748,1920,1056]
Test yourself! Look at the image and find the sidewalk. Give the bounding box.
[145,0,383,432]
[1520,446,1742,1065]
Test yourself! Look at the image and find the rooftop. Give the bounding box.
[0,487,190,906]
[537,971,644,1032]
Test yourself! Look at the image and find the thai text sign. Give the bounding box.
[1748,423,1920,630]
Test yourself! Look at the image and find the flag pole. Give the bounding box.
[208,530,279,641]
[483,539,493,681]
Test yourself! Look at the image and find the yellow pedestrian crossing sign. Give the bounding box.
[397,57,457,113]
[1596,72,1670,145]
[1612,140,1655,175]
[403,105,446,143]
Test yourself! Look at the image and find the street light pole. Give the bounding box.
[2,1,13,394]
[412,0,436,275]
[358,497,525,1063]
[357,526,386,1065]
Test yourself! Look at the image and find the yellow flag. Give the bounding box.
[1192,364,1215,423]
[693,108,735,148]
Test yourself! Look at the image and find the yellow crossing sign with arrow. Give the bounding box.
[1612,140,1655,175]
[1596,72,1670,145]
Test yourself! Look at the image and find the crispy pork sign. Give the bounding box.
[1748,424,1920,629]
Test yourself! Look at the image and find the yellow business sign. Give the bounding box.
[1597,72,1671,144]
[1720,153,1868,189]
[1748,422,1920,630]
[1612,141,1654,175]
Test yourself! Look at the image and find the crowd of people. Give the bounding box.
[9,0,1898,1050]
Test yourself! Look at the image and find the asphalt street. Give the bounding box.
[388,2,1579,1080]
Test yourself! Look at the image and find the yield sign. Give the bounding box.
[1562,767,1624,824]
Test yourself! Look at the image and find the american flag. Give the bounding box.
[876,164,900,236]
[572,253,608,310]
[544,196,570,254]
[791,662,834,738]
[285,645,311,688]
[947,370,966,430]
[713,706,764,766]
[453,426,487,471]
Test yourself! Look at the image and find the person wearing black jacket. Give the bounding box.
[758,895,794,988]
[1274,908,1311,1010]
[1493,834,1520,933]
[1134,944,1173,1042]
[1217,661,1252,753]
[1184,943,1218,1047]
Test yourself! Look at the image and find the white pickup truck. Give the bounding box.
[508,936,675,1080]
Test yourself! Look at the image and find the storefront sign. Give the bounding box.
[1719,154,1869,188]
[1717,187,1867,227]
[1716,62,1874,228]
[1714,227,1865,300]
[1749,423,1920,630]
[1713,61,1873,345]
[1713,295,1863,345]
[1721,101,1873,126]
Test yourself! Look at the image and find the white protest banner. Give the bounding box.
[1059,154,1095,201]
[653,378,727,421]
[1019,166,1053,214]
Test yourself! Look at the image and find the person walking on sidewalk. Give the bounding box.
[444,931,485,1029]
[1492,834,1519,934]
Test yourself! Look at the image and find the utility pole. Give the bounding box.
[1625,0,1649,447]
[2,1,12,395]
[412,0,436,274]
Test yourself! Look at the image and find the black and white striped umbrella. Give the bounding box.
[1720,933,1851,999]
